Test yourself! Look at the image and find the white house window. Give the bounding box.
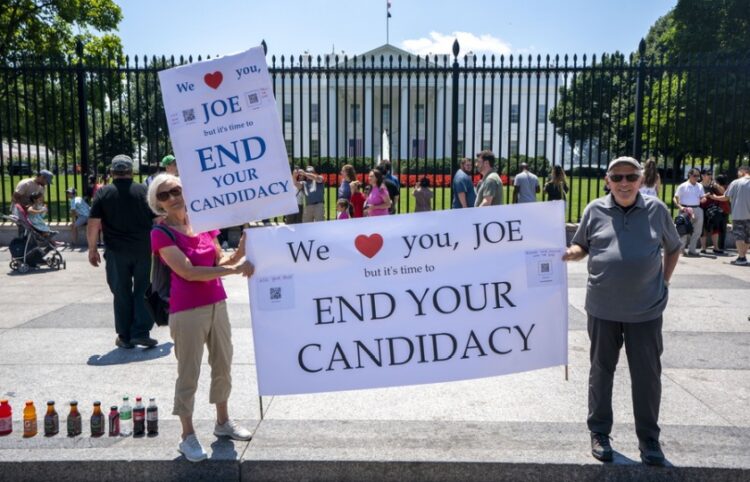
[350,104,361,123]
[483,104,492,123]
[311,103,319,123]
[510,104,520,124]
[537,104,547,124]
[284,103,292,123]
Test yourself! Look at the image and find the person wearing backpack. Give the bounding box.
[146,173,254,462]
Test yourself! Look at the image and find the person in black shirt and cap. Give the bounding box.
[87,155,158,349]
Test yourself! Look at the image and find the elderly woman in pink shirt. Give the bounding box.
[364,169,392,216]
[147,173,254,463]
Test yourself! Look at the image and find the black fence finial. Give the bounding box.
[638,38,646,56]
[261,40,268,55]
[452,39,460,58]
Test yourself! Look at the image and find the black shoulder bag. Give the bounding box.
[144,225,176,326]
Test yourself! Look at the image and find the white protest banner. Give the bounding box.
[246,202,568,396]
[158,46,297,233]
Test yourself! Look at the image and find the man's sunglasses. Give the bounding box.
[609,174,640,183]
[156,186,183,201]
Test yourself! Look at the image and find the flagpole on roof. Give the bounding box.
[386,0,392,44]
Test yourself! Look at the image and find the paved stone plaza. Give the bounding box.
[0,245,748,481]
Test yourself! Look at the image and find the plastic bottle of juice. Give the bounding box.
[108,406,120,437]
[119,397,132,437]
[67,401,82,437]
[0,400,12,436]
[23,401,37,437]
[44,401,59,436]
[90,401,104,437]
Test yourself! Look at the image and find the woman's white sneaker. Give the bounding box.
[214,419,252,441]
[178,434,208,462]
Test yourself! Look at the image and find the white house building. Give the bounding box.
[274,44,567,168]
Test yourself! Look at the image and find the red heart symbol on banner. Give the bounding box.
[354,234,383,258]
[204,71,223,89]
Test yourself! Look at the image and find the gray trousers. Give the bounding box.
[587,314,663,442]
[683,206,703,254]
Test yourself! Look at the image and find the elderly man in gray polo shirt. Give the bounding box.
[563,156,681,466]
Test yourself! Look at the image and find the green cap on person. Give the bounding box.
[161,155,176,168]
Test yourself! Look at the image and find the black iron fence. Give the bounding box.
[1,39,749,222]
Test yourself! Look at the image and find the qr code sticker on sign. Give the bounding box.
[182,108,196,123]
[540,262,550,274]
[248,93,259,104]
[255,274,295,311]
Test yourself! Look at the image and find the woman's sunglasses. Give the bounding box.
[156,186,183,202]
[609,174,640,183]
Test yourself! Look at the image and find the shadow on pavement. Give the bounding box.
[87,342,174,366]
[210,438,239,459]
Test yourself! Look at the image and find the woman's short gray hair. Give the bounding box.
[147,173,181,215]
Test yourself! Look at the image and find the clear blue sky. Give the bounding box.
[117,0,677,59]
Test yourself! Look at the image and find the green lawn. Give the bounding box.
[3,174,679,224]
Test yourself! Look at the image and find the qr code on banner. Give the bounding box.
[248,93,259,105]
[182,108,195,123]
[540,262,550,274]
[270,287,282,300]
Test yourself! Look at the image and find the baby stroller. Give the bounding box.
[2,204,66,273]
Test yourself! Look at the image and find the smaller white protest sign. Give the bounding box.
[158,47,297,233]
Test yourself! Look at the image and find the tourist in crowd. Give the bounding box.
[147,173,254,462]
[379,160,400,211]
[544,165,569,201]
[413,177,433,212]
[161,154,179,176]
[364,169,392,216]
[349,180,366,218]
[66,187,90,246]
[295,166,325,222]
[711,165,750,266]
[284,166,305,225]
[712,174,732,252]
[338,164,357,200]
[26,191,54,236]
[376,165,400,214]
[87,155,157,350]
[639,158,661,197]
[336,198,352,219]
[12,169,53,210]
[564,156,681,467]
[452,157,477,208]
[673,168,706,256]
[513,162,540,203]
[474,150,503,207]
[699,169,725,255]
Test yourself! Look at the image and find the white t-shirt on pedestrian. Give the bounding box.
[675,181,704,207]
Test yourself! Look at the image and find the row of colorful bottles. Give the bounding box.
[0,397,158,437]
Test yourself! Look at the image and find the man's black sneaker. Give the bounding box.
[713,249,725,255]
[730,257,748,266]
[116,337,134,349]
[639,438,666,466]
[131,337,158,348]
[591,432,613,462]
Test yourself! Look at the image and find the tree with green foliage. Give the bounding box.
[0,0,122,63]
[549,0,750,176]
[0,0,127,178]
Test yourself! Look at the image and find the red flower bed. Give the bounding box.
[320,173,507,187]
